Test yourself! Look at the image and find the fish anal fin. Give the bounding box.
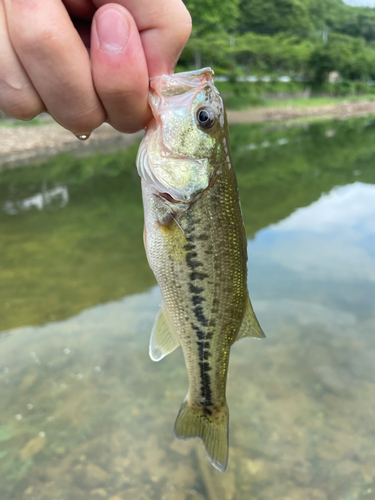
[149,305,180,362]
[174,399,229,473]
[235,297,265,341]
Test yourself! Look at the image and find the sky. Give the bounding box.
[344,0,375,6]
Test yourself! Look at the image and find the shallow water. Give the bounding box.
[1,118,375,500]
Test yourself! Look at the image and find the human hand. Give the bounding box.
[0,0,192,135]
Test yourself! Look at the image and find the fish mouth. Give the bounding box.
[148,68,215,121]
[150,68,215,97]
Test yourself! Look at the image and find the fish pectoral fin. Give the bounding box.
[174,399,229,473]
[235,297,266,341]
[149,304,180,362]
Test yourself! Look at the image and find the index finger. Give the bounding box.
[93,0,192,76]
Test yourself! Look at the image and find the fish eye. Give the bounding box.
[196,106,216,130]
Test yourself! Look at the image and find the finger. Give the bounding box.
[93,0,192,76]
[91,4,150,132]
[0,0,44,119]
[3,0,105,135]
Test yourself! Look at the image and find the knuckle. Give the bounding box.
[57,106,105,135]
[0,71,45,119]
[107,102,151,134]
[179,7,193,37]
[11,21,62,55]
[113,123,142,134]
[1,96,44,121]
[97,84,145,103]
[170,4,192,45]
[178,20,192,46]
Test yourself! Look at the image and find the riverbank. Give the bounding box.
[1,99,375,171]
[0,122,143,172]
[227,99,375,124]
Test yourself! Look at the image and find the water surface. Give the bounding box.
[1,118,375,500]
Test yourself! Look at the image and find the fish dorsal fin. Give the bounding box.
[149,304,180,362]
[235,297,266,341]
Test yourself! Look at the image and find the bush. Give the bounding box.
[223,93,265,109]
[333,80,355,96]
[355,81,371,94]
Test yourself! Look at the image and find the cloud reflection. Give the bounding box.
[250,182,375,282]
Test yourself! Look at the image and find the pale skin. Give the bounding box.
[0,0,192,135]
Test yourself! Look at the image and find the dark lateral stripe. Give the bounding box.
[192,295,206,306]
[190,272,209,281]
[184,243,195,251]
[186,252,203,271]
[196,233,209,241]
[193,305,209,327]
[185,221,212,410]
[190,284,204,294]
[199,362,213,409]
[197,342,204,358]
[191,323,205,340]
[200,361,211,372]
[193,323,213,408]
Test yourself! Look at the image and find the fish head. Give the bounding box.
[137,68,227,204]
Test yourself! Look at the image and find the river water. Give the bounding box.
[1,117,375,500]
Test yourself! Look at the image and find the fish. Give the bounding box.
[136,68,265,472]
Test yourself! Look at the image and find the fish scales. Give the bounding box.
[142,164,246,407]
[137,68,264,472]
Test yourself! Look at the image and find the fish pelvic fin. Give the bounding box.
[235,297,265,341]
[174,400,229,473]
[149,304,180,362]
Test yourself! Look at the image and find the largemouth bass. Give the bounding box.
[136,68,264,472]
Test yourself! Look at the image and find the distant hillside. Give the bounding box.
[180,0,375,87]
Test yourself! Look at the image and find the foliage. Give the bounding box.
[233,33,315,74]
[309,34,375,83]
[340,8,375,42]
[180,0,375,91]
[183,0,240,34]
[306,0,350,30]
[238,0,311,33]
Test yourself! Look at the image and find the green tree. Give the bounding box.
[306,0,349,30]
[308,34,372,84]
[183,0,240,34]
[183,31,232,71]
[232,33,314,75]
[179,0,375,85]
[182,0,240,68]
[340,10,375,42]
[238,0,311,34]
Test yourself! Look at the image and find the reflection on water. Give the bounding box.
[1,118,375,499]
[3,184,69,215]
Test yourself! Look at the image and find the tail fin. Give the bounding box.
[174,399,229,472]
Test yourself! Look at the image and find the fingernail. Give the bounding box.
[95,9,130,53]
